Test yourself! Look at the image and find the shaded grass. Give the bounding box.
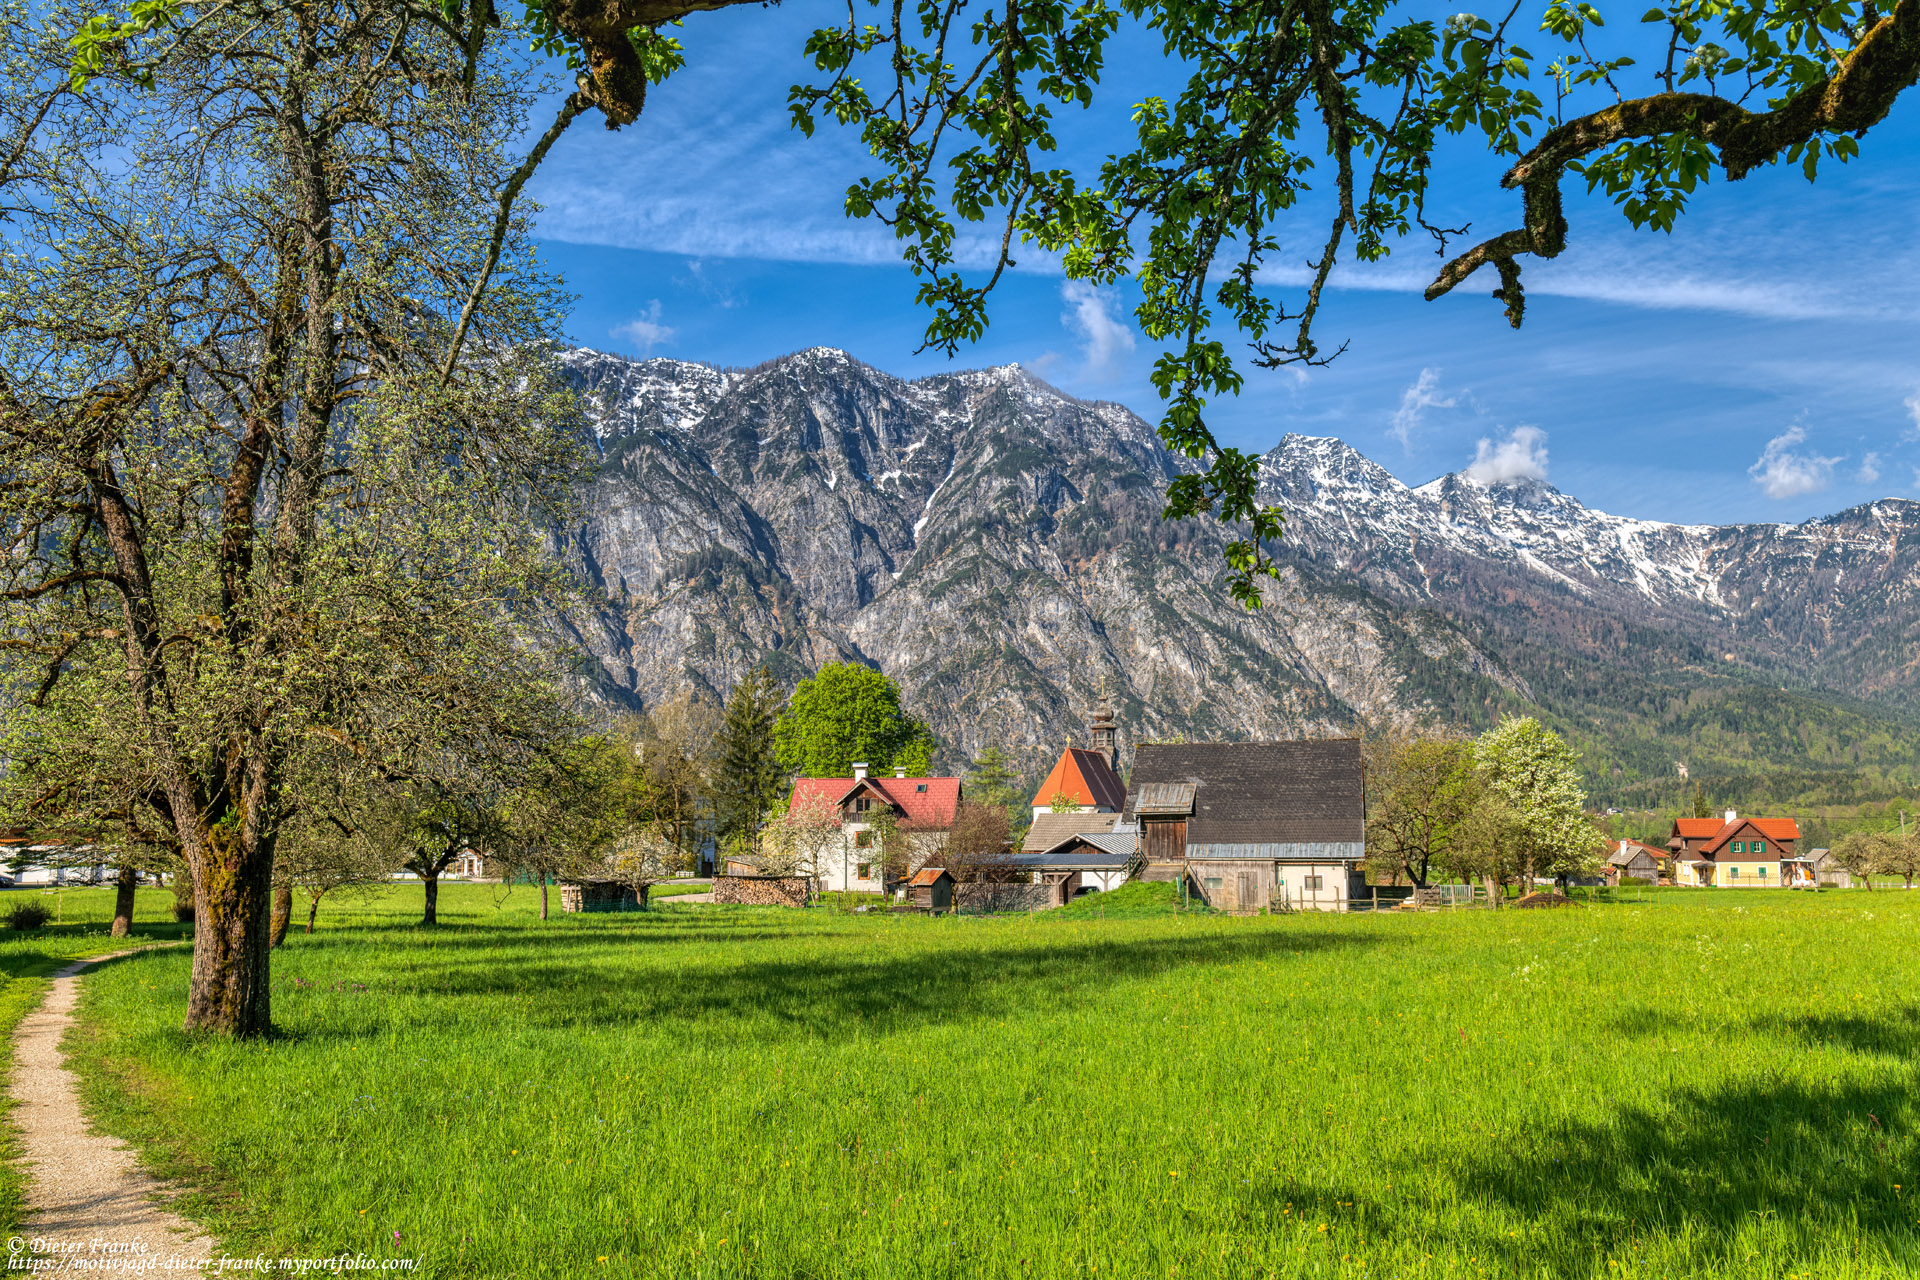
[58,885,1920,1278]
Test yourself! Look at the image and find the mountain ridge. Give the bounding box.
[554,345,1920,807]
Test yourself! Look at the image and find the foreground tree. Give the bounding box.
[0,6,583,1034]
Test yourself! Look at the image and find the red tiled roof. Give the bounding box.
[1672,818,1724,839]
[1030,747,1126,811]
[909,867,950,886]
[1701,816,1799,857]
[787,775,962,829]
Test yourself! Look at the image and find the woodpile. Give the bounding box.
[713,875,808,907]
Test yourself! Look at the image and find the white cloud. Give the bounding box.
[612,300,676,355]
[1904,390,1920,442]
[1856,451,1883,485]
[1464,425,1549,486]
[1060,280,1135,375]
[1389,367,1456,449]
[1748,426,1841,499]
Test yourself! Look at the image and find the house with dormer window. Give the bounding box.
[1666,810,1800,887]
[786,763,962,894]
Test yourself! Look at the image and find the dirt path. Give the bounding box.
[10,950,214,1267]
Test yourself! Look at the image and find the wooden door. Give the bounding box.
[1236,871,1257,913]
[1144,819,1187,862]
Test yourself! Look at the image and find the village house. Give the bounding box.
[1603,839,1662,886]
[1666,810,1800,886]
[1125,739,1365,912]
[787,764,962,894]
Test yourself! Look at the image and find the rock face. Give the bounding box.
[558,346,1920,795]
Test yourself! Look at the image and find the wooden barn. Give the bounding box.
[909,867,954,913]
[1125,740,1365,912]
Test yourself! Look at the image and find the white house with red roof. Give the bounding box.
[786,763,963,894]
[1666,810,1801,887]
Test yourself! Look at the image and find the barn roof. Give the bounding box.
[787,775,962,828]
[1030,747,1126,811]
[909,867,951,886]
[1122,740,1363,845]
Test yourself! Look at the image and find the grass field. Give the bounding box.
[36,885,1920,1278]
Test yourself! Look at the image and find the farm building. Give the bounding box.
[786,764,962,894]
[1604,840,1662,885]
[909,867,954,912]
[1006,828,1140,902]
[1667,811,1800,887]
[1124,740,1365,912]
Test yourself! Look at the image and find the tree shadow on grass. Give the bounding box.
[1437,1072,1919,1272]
[1751,1006,1920,1058]
[278,927,1380,1044]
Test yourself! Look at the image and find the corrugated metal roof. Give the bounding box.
[1005,851,1135,870]
[1133,781,1197,815]
[1020,811,1119,852]
[909,867,951,886]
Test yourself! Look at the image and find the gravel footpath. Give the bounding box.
[10,950,214,1267]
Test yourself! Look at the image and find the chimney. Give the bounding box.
[894,765,907,779]
[1724,809,1738,824]
[852,762,868,780]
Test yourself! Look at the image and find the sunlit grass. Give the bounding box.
[55,885,1920,1278]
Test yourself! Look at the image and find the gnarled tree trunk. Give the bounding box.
[182,803,278,1037]
[422,871,440,926]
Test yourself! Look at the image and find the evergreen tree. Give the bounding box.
[711,667,788,852]
[965,748,1025,812]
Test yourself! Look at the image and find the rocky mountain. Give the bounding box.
[556,346,1920,806]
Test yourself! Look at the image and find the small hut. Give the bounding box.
[559,879,646,912]
[909,867,954,913]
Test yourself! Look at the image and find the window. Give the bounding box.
[1204,878,1222,891]
[1731,841,1744,853]
[856,862,872,879]
[1757,865,1768,878]
[850,797,874,813]
[916,783,927,792]
[1304,875,1324,891]
[1754,840,1766,854]
[854,831,873,849]
[1729,867,1740,879]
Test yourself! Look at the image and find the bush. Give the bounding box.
[1620,876,1650,887]
[5,899,51,931]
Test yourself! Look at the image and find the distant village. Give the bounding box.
[2,691,1876,911]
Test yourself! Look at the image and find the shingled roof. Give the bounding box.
[1122,740,1363,845]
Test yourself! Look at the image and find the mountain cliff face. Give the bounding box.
[556,347,1920,804]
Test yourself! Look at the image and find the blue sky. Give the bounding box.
[525,4,1920,527]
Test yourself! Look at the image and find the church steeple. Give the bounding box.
[1088,682,1118,771]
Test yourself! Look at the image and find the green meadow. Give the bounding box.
[21,884,1920,1278]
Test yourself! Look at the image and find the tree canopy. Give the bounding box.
[773,662,937,778]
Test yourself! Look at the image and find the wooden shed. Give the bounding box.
[558,879,645,912]
[909,867,954,913]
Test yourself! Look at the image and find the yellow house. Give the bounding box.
[1668,811,1800,887]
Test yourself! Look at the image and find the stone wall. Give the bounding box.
[713,875,809,907]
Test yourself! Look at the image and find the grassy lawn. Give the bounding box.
[45,885,1920,1278]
